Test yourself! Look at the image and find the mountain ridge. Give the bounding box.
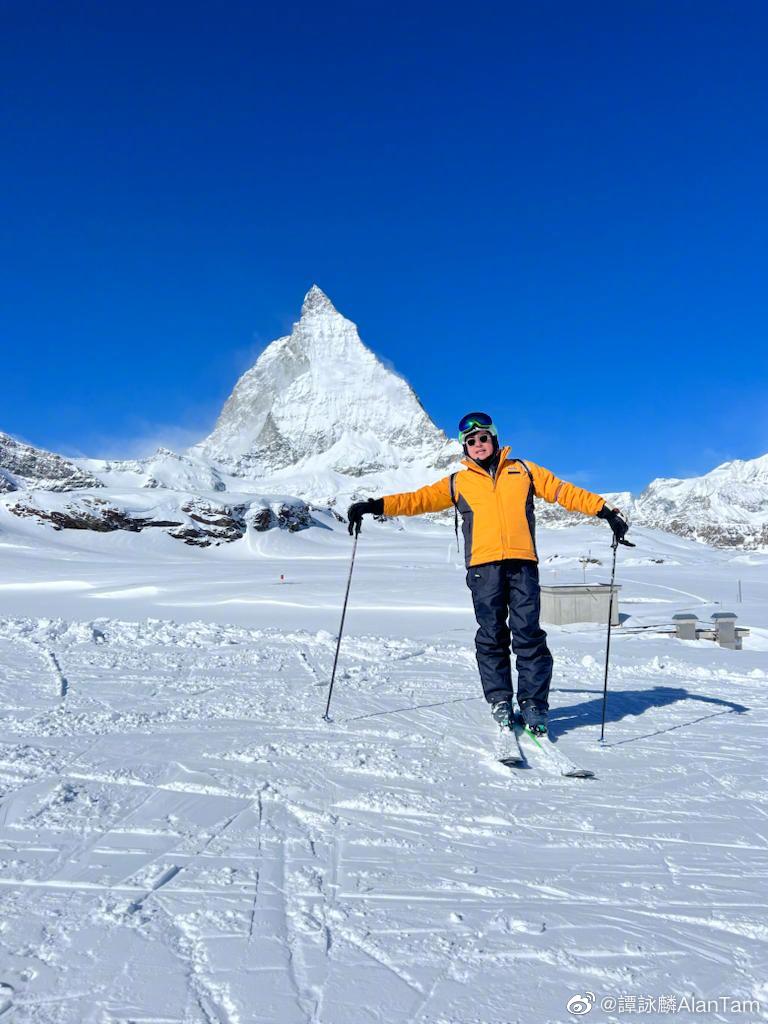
[1,287,766,550]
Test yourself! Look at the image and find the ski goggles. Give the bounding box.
[458,412,496,443]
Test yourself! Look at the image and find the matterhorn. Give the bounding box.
[2,285,767,548]
[192,285,460,482]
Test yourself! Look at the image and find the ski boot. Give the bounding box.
[519,699,548,736]
[490,698,513,730]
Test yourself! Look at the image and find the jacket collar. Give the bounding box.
[462,445,511,476]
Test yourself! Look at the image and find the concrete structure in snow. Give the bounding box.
[672,612,698,640]
[711,611,741,650]
[671,611,746,650]
[540,583,620,626]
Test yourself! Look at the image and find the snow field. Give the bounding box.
[0,614,766,1024]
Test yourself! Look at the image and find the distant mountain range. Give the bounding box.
[2,287,766,549]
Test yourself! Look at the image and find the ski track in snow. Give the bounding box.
[0,614,766,1023]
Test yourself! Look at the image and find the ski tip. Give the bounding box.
[563,769,596,779]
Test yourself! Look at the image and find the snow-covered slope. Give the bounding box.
[78,447,227,493]
[531,453,768,550]
[632,453,768,549]
[192,285,460,478]
[0,512,766,1022]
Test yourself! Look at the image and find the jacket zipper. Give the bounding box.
[494,457,508,553]
[463,449,515,557]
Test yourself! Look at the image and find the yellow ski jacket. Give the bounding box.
[381,446,607,567]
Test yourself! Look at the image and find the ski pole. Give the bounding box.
[599,535,619,743]
[598,509,635,743]
[323,526,360,722]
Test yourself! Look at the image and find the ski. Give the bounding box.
[513,714,595,779]
[495,722,526,768]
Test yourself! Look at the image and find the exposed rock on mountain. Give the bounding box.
[7,491,321,547]
[631,454,768,549]
[166,499,247,546]
[524,455,768,550]
[0,432,103,492]
[9,495,162,533]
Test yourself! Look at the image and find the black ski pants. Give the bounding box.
[466,559,553,707]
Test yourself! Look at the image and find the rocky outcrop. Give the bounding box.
[166,499,248,546]
[6,492,321,547]
[630,454,768,549]
[276,501,314,532]
[9,496,162,533]
[0,433,103,492]
[244,500,317,535]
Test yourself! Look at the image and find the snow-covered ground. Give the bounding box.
[1,510,767,1023]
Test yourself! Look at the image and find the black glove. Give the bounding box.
[597,504,635,547]
[347,498,384,536]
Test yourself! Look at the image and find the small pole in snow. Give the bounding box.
[738,579,742,604]
[324,529,360,722]
[280,574,285,583]
[599,536,619,744]
[598,510,635,744]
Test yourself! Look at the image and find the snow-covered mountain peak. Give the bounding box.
[630,449,768,548]
[193,288,460,480]
[301,283,337,317]
[711,452,768,483]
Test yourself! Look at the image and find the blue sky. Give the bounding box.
[3,1,767,493]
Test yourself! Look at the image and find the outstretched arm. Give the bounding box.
[526,460,633,545]
[526,461,606,516]
[381,476,453,518]
[347,477,453,536]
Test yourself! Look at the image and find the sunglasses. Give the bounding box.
[465,433,492,447]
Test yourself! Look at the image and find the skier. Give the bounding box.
[347,412,630,735]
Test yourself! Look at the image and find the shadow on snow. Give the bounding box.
[549,685,748,745]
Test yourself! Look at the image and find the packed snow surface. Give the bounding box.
[0,511,767,1023]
